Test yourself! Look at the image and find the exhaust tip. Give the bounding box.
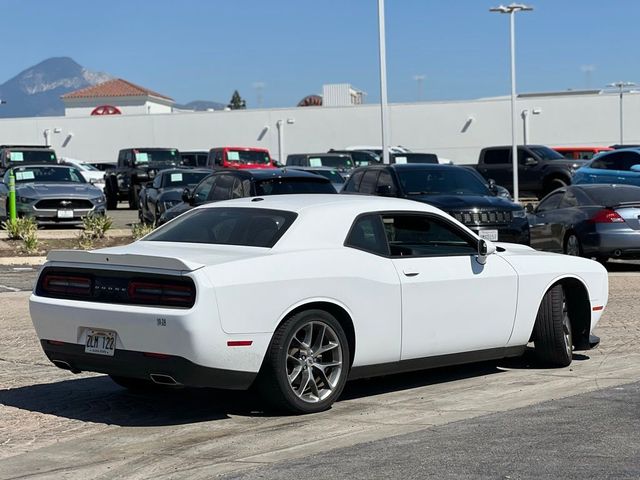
[52,360,81,374]
[149,374,179,386]
[614,249,623,257]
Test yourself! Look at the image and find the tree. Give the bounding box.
[227,90,246,110]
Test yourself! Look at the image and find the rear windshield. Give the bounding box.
[226,150,271,165]
[7,149,57,165]
[309,156,353,169]
[134,149,179,165]
[583,186,640,206]
[144,207,297,247]
[255,178,337,195]
[398,168,490,196]
[162,171,211,187]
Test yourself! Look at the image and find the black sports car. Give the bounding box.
[138,168,211,224]
[158,168,336,225]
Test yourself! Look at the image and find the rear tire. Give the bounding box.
[533,284,573,367]
[105,183,118,210]
[564,233,582,257]
[257,309,350,414]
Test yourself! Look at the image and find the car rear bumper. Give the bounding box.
[581,229,640,259]
[41,340,257,389]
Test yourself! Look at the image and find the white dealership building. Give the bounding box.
[0,84,638,164]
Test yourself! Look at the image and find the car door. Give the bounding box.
[584,152,625,184]
[528,190,565,251]
[478,148,511,189]
[517,148,540,191]
[381,213,518,360]
[611,151,640,186]
[146,175,162,219]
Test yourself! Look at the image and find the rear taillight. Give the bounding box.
[128,280,195,307]
[42,274,91,295]
[589,209,625,224]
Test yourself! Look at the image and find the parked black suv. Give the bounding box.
[342,164,529,244]
[0,145,58,175]
[105,148,181,209]
[158,168,337,224]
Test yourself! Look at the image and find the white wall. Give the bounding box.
[2,91,638,164]
[64,96,174,117]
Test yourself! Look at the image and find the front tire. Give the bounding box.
[533,284,573,367]
[258,310,349,414]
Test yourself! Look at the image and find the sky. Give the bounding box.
[3,0,640,108]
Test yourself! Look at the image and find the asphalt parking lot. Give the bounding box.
[0,265,639,479]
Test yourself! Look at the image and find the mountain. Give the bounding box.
[0,57,113,118]
[0,57,227,118]
[176,100,227,111]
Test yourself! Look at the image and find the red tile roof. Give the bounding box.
[61,78,174,102]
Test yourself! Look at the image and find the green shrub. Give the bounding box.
[131,222,155,240]
[2,217,37,240]
[82,214,113,240]
[21,228,39,254]
[76,231,94,250]
[1,218,21,239]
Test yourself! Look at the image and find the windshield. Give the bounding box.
[529,146,565,161]
[308,169,345,184]
[162,171,211,188]
[11,166,86,184]
[7,149,57,165]
[255,178,337,195]
[227,150,271,165]
[145,207,297,247]
[398,168,491,196]
[133,149,179,165]
[309,156,353,169]
[392,153,438,164]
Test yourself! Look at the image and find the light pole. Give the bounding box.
[608,81,637,145]
[378,0,390,165]
[490,3,533,203]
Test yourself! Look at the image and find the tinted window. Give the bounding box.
[350,151,378,166]
[559,190,579,208]
[359,170,380,194]
[377,170,397,194]
[133,149,179,165]
[145,208,297,247]
[483,149,510,165]
[343,170,364,192]
[397,168,490,196]
[345,215,388,255]
[192,176,216,204]
[581,186,640,206]
[7,149,57,166]
[308,156,353,169]
[210,174,236,201]
[528,146,565,160]
[382,214,476,257]
[537,191,564,213]
[590,151,640,171]
[391,153,438,164]
[12,166,85,183]
[307,169,345,184]
[226,150,271,165]
[231,177,246,198]
[255,178,336,195]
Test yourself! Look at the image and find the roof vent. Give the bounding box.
[251,197,264,202]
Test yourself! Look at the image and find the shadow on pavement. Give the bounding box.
[605,260,640,272]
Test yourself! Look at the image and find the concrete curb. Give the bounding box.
[0,256,47,266]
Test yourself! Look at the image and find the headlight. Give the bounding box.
[512,208,526,218]
[17,196,35,204]
[91,195,106,204]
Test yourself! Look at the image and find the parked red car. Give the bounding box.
[207,147,275,170]
[552,146,613,160]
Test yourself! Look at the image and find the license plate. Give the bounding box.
[479,229,499,241]
[85,329,116,356]
[57,209,74,219]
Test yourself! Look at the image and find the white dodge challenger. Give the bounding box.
[30,194,608,413]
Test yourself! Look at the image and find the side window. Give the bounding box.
[343,170,364,192]
[210,174,235,200]
[193,176,216,204]
[617,152,640,171]
[517,148,535,165]
[359,170,380,194]
[152,176,162,189]
[214,150,223,166]
[559,190,578,208]
[536,191,564,213]
[591,152,621,170]
[483,149,510,165]
[382,214,477,257]
[231,176,245,198]
[376,170,397,195]
[345,215,388,255]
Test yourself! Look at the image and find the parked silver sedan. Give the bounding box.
[0,165,106,225]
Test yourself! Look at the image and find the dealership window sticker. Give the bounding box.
[16,171,35,181]
[227,151,240,161]
[170,173,183,182]
[309,158,323,167]
[135,152,149,163]
[10,152,24,161]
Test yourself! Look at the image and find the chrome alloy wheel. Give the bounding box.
[286,321,343,403]
[561,296,573,357]
[566,235,580,256]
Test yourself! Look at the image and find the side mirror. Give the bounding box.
[630,164,640,172]
[181,187,193,204]
[376,184,394,196]
[487,178,498,194]
[525,202,535,214]
[525,157,538,167]
[477,239,497,265]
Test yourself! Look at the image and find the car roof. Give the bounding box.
[352,163,466,172]
[212,168,331,181]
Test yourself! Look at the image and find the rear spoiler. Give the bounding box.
[46,250,201,272]
[606,201,640,209]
